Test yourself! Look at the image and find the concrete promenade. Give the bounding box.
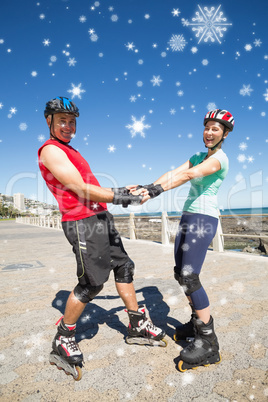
[0,220,267,402]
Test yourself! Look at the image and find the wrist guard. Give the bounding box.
[112,187,130,196]
[113,193,143,208]
[136,183,164,199]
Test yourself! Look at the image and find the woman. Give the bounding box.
[135,109,234,371]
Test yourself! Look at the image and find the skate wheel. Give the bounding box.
[73,366,82,381]
[178,360,187,373]
[215,353,222,365]
[160,338,168,347]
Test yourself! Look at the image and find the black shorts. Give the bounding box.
[62,211,130,286]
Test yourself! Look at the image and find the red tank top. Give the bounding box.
[38,139,107,221]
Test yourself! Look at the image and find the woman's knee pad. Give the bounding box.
[74,283,104,303]
[114,259,135,283]
[174,266,201,295]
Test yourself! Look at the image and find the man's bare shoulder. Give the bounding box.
[40,143,69,168]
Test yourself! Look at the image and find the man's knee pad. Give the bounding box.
[74,283,104,303]
[174,266,201,295]
[114,258,135,283]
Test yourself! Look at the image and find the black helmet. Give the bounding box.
[44,96,79,118]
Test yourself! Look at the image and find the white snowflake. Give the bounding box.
[137,81,143,87]
[202,59,209,66]
[177,90,184,97]
[108,145,116,152]
[182,265,194,276]
[67,83,86,99]
[239,84,253,96]
[43,39,50,46]
[38,134,45,142]
[207,102,217,110]
[144,14,150,19]
[181,372,194,387]
[125,42,135,51]
[181,243,190,251]
[50,55,57,62]
[150,75,163,86]
[129,95,137,102]
[244,44,252,51]
[10,106,17,114]
[182,5,232,44]
[31,71,38,77]
[171,8,181,17]
[126,116,151,138]
[90,33,98,42]
[253,38,262,47]
[247,156,254,163]
[67,57,77,67]
[39,14,45,20]
[79,15,87,23]
[263,89,268,101]
[196,226,206,238]
[191,46,198,54]
[0,103,3,109]
[168,34,187,51]
[239,142,248,151]
[237,154,247,163]
[91,203,100,210]
[170,108,176,115]
[19,123,28,131]
[111,14,118,22]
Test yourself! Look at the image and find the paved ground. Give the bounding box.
[0,220,267,402]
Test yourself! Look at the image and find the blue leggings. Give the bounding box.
[174,212,218,310]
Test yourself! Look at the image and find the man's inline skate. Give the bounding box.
[178,315,221,372]
[49,318,83,381]
[125,305,167,347]
[173,303,197,342]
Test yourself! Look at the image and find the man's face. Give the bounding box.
[47,113,76,143]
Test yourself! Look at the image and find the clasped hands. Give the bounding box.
[112,183,164,208]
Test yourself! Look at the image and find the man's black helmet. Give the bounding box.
[44,96,79,118]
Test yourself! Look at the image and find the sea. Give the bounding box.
[115,207,268,218]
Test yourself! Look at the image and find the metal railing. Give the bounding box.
[16,213,268,252]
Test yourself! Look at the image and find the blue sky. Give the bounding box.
[0,0,267,214]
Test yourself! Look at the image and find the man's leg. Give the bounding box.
[63,290,87,324]
[115,282,138,311]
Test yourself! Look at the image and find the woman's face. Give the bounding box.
[203,121,227,149]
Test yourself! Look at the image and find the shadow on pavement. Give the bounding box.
[51,285,182,342]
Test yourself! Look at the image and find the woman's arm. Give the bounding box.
[154,157,221,191]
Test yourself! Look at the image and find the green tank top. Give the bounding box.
[183,149,229,219]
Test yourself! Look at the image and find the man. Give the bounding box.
[38,97,166,377]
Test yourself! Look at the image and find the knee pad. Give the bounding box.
[74,283,104,303]
[174,266,202,295]
[114,258,135,283]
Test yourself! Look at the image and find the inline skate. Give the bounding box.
[125,305,167,347]
[178,316,221,372]
[49,318,83,381]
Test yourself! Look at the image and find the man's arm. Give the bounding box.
[40,145,114,203]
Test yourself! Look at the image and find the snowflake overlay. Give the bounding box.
[126,116,151,138]
[168,34,187,51]
[182,4,232,44]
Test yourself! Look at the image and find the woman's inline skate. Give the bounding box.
[178,315,221,372]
